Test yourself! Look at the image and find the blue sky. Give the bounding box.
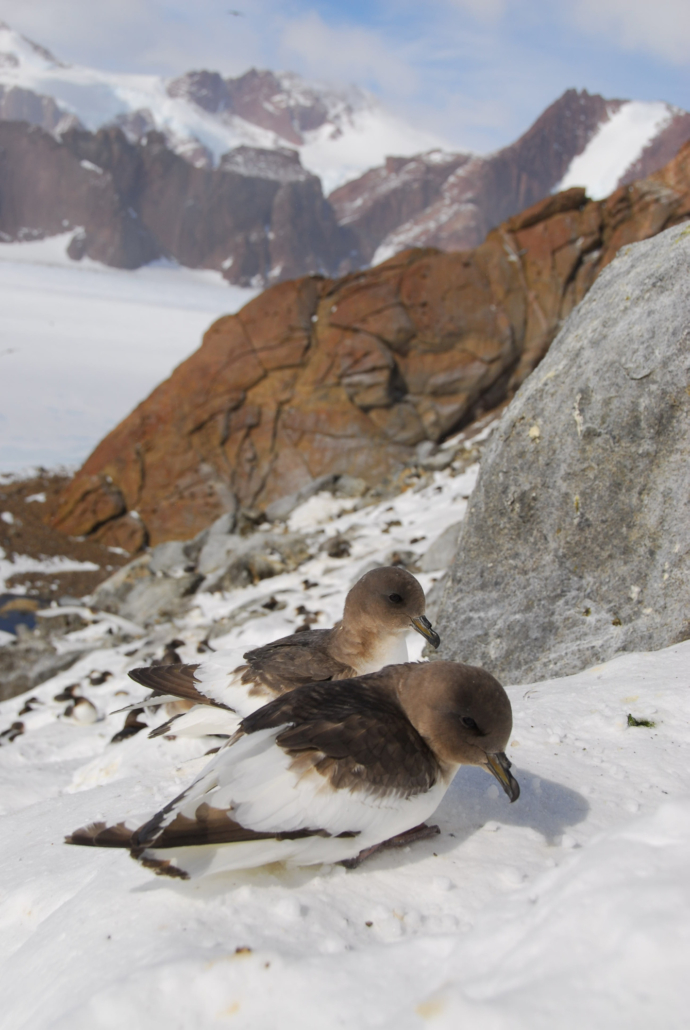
[1,0,689,152]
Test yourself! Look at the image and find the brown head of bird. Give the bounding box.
[395,660,520,801]
[341,566,440,650]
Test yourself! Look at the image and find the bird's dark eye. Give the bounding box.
[462,716,479,731]
[389,593,403,604]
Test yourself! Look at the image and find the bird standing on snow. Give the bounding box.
[125,566,441,738]
[68,660,519,878]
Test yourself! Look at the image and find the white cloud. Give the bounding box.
[441,0,506,21]
[0,0,269,75]
[571,0,690,64]
[279,11,418,96]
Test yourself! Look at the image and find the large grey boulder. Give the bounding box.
[421,522,462,573]
[437,223,690,683]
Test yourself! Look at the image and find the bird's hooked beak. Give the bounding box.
[410,615,441,649]
[485,752,520,803]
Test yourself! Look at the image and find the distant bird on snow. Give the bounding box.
[67,660,519,877]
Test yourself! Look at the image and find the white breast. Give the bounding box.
[354,632,409,675]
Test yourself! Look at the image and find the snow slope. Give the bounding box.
[0,21,442,193]
[0,235,257,472]
[557,100,677,199]
[0,447,689,1029]
[299,108,444,196]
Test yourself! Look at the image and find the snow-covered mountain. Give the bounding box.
[1,20,689,273]
[331,90,690,264]
[556,99,687,197]
[0,20,442,194]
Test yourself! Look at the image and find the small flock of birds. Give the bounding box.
[67,567,519,879]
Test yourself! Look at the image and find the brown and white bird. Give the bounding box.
[124,566,440,739]
[68,660,519,878]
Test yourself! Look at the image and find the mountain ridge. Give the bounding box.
[1,21,690,281]
[0,21,441,192]
[0,120,351,285]
[332,90,690,263]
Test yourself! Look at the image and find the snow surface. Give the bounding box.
[0,235,257,471]
[0,445,689,1028]
[0,22,443,193]
[0,547,100,596]
[557,101,676,200]
[301,111,443,196]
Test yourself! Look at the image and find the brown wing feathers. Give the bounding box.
[66,822,134,848]
[133,808,333,851]
[242,679,439,798]
[127,631,355,712]
[241,630,355,694]
[127,664,232,709]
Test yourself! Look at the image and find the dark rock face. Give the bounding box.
[50,143,690,550]
[436,222,690,684]
[0,121,159,263]
[619,110,690,185]
[0,121,349,284]
[167,68,332,146]
[0,83,80,134]
[168,69,231,114]
[331,90,690,263]
[329,152,472,265]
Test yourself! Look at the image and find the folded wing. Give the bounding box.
[87,677,442,877]
[125,633,357,737]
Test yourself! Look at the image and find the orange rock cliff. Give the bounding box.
[51,142,690,552]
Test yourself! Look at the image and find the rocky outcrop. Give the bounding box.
[91,509,313,626]
[50,142,690,551]
[436,222,690,683]
[331,90,690,264]
[329,151,472,264]
[168,69,334,147]
[0,83,80,134]
[0,121,349,284]
[618,109,690,186]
